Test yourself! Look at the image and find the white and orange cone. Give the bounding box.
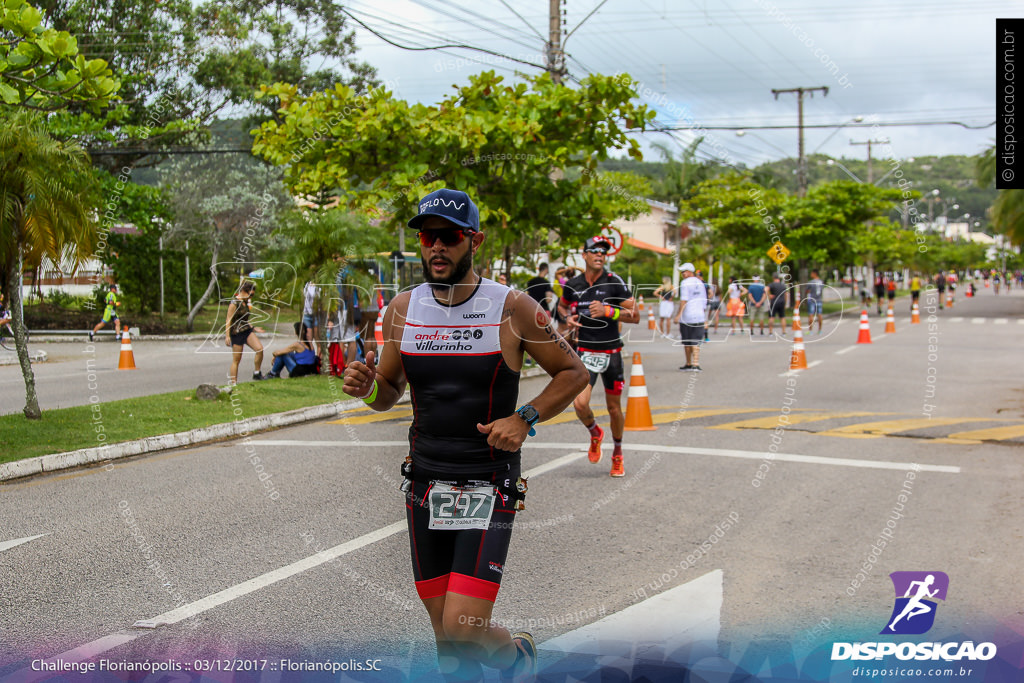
[791,297,802,333]
[911,302,921,324]
[118,329,137,370]
[624,351,656,431]
[946,291,954,309]
[647,306,657,330]
[789,314,808,370]
[638,295,645,313]
[885,305,896,334]
[374,305,386,347]
[857,310,872,344]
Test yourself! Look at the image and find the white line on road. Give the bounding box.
[834,345,859,355]
[994,318,1008,324]
[3,451,586,680]
[778,360,822,377]
[971,318,985,324]
[252,440,959,474]
[949,317,964,323]
[540,569,722,657]
[0,533,50,553]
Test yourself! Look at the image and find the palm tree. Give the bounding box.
[0,109,98,419]
[976,146,1024,245]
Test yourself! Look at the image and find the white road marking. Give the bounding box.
[0,533,49,553]
[994,318,1008,325]
[252,440,959,474]
[971,318,985,324]
[541,569,722,657]
[5,451,586,676]
[778,360,823,377]
[949,317,964,323]
[834,345,858,355]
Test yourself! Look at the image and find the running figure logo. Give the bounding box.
[881,571,949,635]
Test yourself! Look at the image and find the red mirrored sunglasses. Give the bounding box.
[417,229,472,248]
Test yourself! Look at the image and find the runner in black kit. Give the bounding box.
[343,188,587,682]
[557,236,639,477]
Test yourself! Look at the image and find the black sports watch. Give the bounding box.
[515,404,540,437]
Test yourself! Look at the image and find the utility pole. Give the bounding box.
[771,86,828,196]
[547,0,566,84]
[850,138,889,183]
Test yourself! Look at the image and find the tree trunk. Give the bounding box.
[5,249,41,419]
[186,242,219,332]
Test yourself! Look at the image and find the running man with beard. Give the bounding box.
[557,235,639,477]
[343,188,587,681]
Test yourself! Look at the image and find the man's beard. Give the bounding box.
[422,248,474,289]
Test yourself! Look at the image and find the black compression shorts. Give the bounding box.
[579,347,624,395]
[406,466,521,603]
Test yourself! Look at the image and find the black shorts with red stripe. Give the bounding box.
[405,467,521,603]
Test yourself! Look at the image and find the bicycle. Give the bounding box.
[0,320,27,351]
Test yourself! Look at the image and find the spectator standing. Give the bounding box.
[806,270,824,334]
[936,271,947,307]
[653,276,676,338]
[675,263,707,371]
[746,276,768,335]
[301,277,320,352]
[725,276,747,334]
[225,280,264,383]
[526,263,556,319]
[767,273,788,335]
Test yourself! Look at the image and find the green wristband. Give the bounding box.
[605,305,620,320]
[362,380,379,404]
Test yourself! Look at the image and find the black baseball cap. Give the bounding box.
[407,188,480,232]
[584,236,612,252]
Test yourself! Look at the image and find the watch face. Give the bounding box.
[519,406,539,424]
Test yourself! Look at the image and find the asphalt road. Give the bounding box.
[1,287,1022,681]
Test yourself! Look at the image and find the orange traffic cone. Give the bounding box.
[624,351,656,431]
[647,306,656,330]
[946,291,954,309]
[856,310,873,344]
[117,329,137,370]
[789,320,808,370]
[911,302,921,324]
[374,305,386,347]
[791,296,802,332]
[638,295,645,313]
[885,306,896,334]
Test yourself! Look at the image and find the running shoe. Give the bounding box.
[587,424,604,463]
[691,365,703,372]
[88,331,94,342]
[500,632,536,682]
[252,371,264,381]
[610,454,625,477]
[679,365,693,371]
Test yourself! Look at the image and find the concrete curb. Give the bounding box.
[0,365,550,483]
[0,350,49,366]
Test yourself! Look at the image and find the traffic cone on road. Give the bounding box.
[946,291,954,308]
[791,297,802,333]
[911,302,921,324]
[624,352,656,431]
[638,295,645,313]
[789,318,808,370]
[856,310,873,344]
[885,306,896,334]
[647,306,656,330]
[117,329,137,370]
[374,305,386,347]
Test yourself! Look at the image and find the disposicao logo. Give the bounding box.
[881,571,948,635]
[832,571,997,663]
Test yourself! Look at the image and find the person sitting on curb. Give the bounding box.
[266,322,320,378]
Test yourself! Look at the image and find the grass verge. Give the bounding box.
[1,375,349,463]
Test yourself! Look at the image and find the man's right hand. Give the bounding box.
[343,350,377,399]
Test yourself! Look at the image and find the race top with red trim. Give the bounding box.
[400,278,519,475]
[560,269,631,351]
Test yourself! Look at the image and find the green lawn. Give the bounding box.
[1,375,352,463]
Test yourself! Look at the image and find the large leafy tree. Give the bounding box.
[0,0,118,110]
[976,146,1024,246]
[158,152,290,330]
[252,71,656,274]
[0,110,99,419]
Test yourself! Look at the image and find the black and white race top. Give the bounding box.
[400,278,520,477]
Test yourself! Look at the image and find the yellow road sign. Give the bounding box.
[767,242,790,264]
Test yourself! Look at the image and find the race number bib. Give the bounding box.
[580,351,610,374]
[427,484,497,530]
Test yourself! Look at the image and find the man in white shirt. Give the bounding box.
[675,263,708,371]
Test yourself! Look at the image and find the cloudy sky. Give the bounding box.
[340,0,1006,169]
